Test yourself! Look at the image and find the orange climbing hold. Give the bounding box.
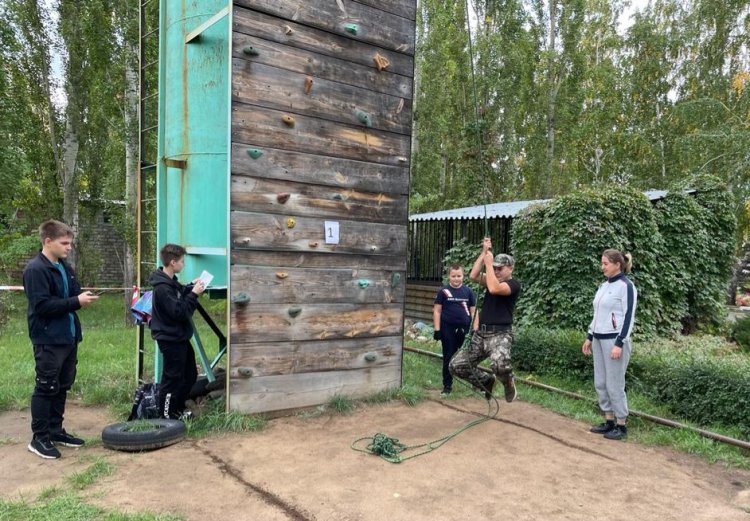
[373,52,390,71]
[304,76,314,95]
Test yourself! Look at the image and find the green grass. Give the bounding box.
[0,492,183,521]
[185,399,266,438]
[66,458,116,490]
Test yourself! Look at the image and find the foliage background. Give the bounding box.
[510,175,736,336]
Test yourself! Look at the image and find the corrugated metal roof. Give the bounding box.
[409,190,680,222]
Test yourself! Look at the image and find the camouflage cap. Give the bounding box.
[492,253,514,267]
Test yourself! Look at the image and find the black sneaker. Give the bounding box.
[501,377,517,403]
[604,424,628,440]
[590,420,616,434]
[28,436,61,459]
[50,430,85,448]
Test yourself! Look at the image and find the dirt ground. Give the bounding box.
[1,398,749,521]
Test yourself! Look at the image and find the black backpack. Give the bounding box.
[127,382,161,421]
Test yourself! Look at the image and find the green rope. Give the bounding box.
[351,399,498,463]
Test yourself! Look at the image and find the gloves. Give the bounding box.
[433,330,442,341]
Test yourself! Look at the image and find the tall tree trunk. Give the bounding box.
[60,117,80,267]
[545,0,559,198]
[124,43,139,324]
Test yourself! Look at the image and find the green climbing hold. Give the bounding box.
[288,307,302,318]
[238,367,253,377]
[247,148,263,159]
[364,353,378,362]
[242,45,259,56]
[344,23,359,36]
[358,279,370,288]
[355,109,373,128]
[332,194,343,200]
[391,272,401,288]
[232,292,251,305]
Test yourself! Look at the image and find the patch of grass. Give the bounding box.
[37,485,63,501]
[186,399,266,438]
[327,394,356,414]
[66,458,116,490]
[0,492,183,521]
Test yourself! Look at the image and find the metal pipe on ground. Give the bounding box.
[403,345,750,451]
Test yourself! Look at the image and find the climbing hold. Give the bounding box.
[277,192,290,204]
[242,45,259,56]
[304,76,314,95]
[364,353,378,362]
[286,217,296,229]
[358,279,370,288]
[308,241,318,248]
[344,23,359,35]
[370,246,377,252]
[355,109,373,127]
[247,148,263,159]
[282,114,295,127]
[276,271,288,279]
[288,307,302,318]
[391,272,401,288]
[397,156,408,163]
[332,194,343,201]
[232,292,251,305]
[373,52,390,71]
[283,24,293,35]
[238,367,253,377]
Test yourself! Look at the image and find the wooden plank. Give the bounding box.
[230,265,405,304]
[231,175,408,223]
[233,7,414,77]
[231,303,403,342]
[350,0,416,21]
[232,58,412,135]
[231,210,407,256]
[231,32,412,99]
[230,336,402,377]
[232,103,410,166]
[229,366,401,414]
[231,249,406,271]
[231,143,409,194]
[233,0,415,56]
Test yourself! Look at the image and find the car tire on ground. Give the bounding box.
[101,419,186,452]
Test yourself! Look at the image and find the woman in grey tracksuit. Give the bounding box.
[581,249,637,441]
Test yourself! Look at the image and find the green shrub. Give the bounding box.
[730,316,750,353]
[511,176,736,337]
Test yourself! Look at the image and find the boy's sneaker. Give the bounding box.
[590,420,616,434]
[50,430,85,448]
[28,436,61,459]
[440,388,452,397]
[603,424,628,441]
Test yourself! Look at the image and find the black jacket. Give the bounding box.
[23,252,83,345]
[148,268,198,342]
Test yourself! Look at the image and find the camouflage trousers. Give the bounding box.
[449,330,513,393]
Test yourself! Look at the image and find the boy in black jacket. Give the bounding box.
[24,220,99,459]
[148,244,205,419]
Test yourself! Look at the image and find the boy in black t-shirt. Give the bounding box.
[449,238,521,402]
[433,264,477,396]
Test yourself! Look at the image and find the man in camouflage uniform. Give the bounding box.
[449,238,521,402]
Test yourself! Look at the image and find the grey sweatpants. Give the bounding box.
[592,337,631,420]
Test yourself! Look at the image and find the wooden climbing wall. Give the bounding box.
[228,0,415,414]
